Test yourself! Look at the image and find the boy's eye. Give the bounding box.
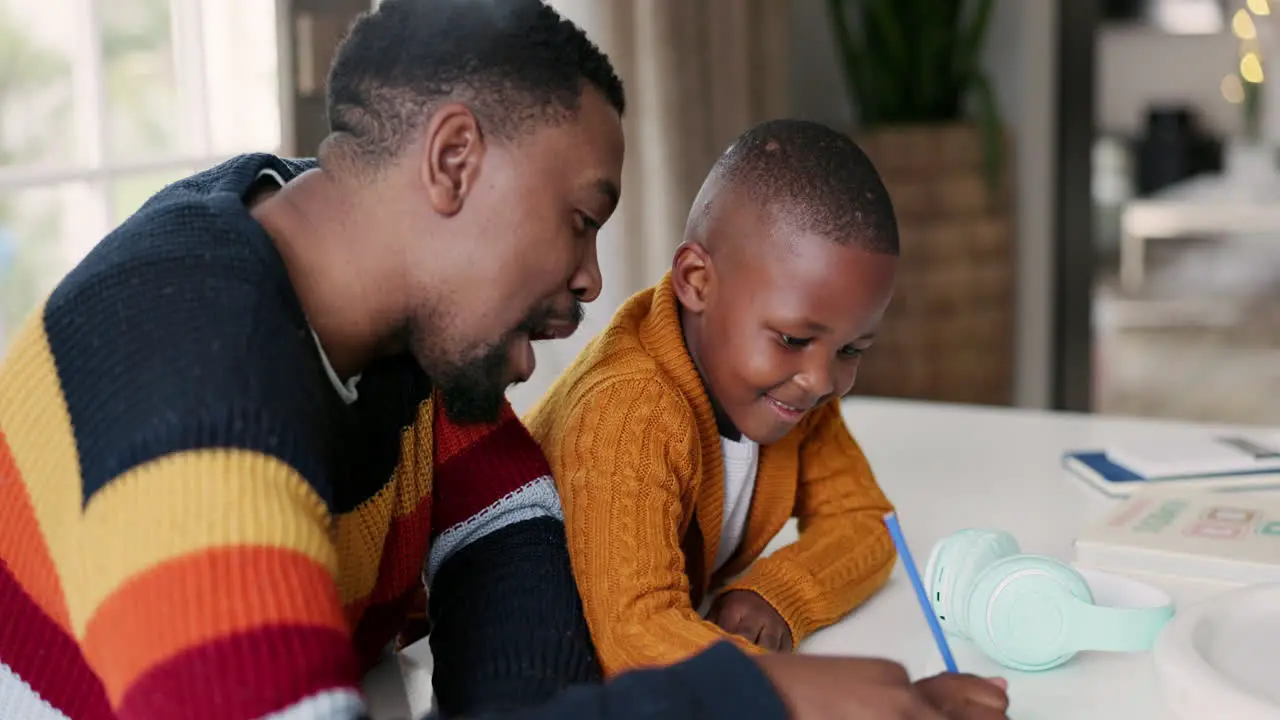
[839,345,865,358]
[779,334,811,348]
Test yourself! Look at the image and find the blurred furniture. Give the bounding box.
[1119,172,1280,293]
[1132,106,1221,196]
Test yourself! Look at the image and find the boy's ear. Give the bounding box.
[672,242,712,313]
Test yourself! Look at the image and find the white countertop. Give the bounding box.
[366,398,1265,720]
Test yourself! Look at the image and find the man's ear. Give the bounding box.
[421,103,485,217]
[671,242,713,314]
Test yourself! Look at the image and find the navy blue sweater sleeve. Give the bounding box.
[429,518,602,717]
[469,643,788,720]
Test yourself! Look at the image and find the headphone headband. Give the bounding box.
[1067,568,1175,653]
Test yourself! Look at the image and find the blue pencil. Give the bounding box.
[883,511,959,674]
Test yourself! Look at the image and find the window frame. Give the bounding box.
[0,0,277,226]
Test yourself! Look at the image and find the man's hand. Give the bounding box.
[709,590,794,652]
[754,654,1011,719]
[915,673,1009,716]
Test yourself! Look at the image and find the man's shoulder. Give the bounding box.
[36,186,336,502]
[43,189,309,387]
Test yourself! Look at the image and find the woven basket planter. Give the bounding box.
[852,122,1016,406]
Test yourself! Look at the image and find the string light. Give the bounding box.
[1242,51,1266,83]
[1234,8,1258,38]
[1248,0,1270,16]
[1222,74,1246,103]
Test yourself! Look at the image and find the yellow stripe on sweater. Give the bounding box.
[333,399,434,607]
[333,480,395,606]
[0,308,83,632]
[68,448,337,636]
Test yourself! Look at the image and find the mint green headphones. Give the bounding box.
[923,529,1176,672]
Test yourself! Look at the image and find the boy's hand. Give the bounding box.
[709,590,794,652]
[915,673,1010,716]
[754,654,1011,719]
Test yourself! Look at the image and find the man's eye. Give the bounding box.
[576,212,601,235]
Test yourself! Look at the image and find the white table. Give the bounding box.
[1119,173,1280,294]
[365,398,1259,720]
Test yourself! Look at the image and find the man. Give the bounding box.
[0,1,1009,719]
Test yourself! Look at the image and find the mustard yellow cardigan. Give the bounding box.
[525,274,897,676]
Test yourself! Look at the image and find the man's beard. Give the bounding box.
[432,337,510,424]
[417,299,584,425]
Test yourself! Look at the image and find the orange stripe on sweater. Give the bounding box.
[70,448,336,637]
[82,545,347,705]
[0,428,70,631]
[0,310,84,633]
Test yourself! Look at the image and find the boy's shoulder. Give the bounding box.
[534,327,693,420]
[527,283,699,435]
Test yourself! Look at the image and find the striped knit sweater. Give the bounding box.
[0,154,599,720]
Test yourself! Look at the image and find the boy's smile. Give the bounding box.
[675,183,897,446]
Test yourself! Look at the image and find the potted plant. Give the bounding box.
[826,0,1016,406]
[826,0,1003,192]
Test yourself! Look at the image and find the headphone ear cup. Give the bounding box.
[926,530,1020,640]
[925,531,976,638]
[966,555,1093,672]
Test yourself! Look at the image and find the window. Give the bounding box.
[0,0,281,349]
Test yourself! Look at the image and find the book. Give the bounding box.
[1074,490,1280,586]
[1106,433,1280,478]
[1062,450,1280,498]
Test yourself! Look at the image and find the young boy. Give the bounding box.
[525,119,901,675]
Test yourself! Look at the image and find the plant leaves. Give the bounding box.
[970,71,1005,199]
[826,0,875,122]
[956,0,995,81]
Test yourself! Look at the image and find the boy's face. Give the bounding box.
[674,192,897,445]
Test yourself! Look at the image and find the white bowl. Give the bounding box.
[1153,583,1280,720]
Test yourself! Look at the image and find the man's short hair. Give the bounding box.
[325,0,626,167]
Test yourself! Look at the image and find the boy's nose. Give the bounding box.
[795,359,836,400]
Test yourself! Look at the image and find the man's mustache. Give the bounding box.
[518,300,584,336]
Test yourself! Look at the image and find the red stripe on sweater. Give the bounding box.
[116,625,358,720]
[0,559,114,720]
[431,398,516,466]
[82,545,348,705]
[430,417,552,534]
[351,585,420,671]
[370,492,431,604]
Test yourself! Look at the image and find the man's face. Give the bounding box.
[408,87,625,423]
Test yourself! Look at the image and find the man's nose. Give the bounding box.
[571,239,603,303]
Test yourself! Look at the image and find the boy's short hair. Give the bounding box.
[709,119,899,256]
[325,0,626,169]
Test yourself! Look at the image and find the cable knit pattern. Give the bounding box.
[525,273,898,676]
